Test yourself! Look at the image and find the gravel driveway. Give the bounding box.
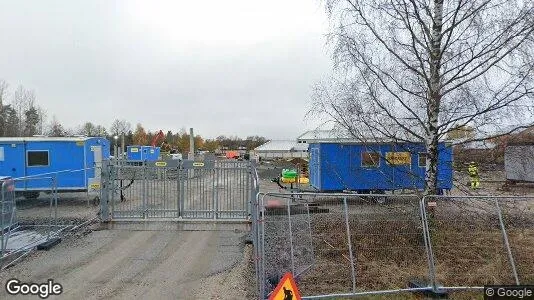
[0,222,254,299]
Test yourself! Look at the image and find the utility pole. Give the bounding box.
[188,128,194,160]
[121,133,125,159]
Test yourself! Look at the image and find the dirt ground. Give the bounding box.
[15,192,100,225]
[0,222,255,299]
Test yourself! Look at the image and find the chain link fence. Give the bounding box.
[252,193,534,299]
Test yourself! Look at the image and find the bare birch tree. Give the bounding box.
[12,85,36,136]
[0,80,8,136]
[313,0,534,193]
[36,106,47,135]
[110,119,132,136]
[47,115,66,137]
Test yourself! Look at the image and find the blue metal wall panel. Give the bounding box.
[0,142,25,181]
[310,142,453,192]
[0,138,110,192]
[142,146,160,161]
[25,141,84,189]
[127,146,143,161]
[309,144,321,188]
[84,138,110,181]
[127,146,160,161]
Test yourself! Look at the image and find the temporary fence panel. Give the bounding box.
[255,193,428,299]
[1,177,15,232]
[252,193,534,299]
[423,196,534,289]
[1,175,69,268]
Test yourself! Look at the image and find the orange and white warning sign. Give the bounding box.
[268,272,302,300]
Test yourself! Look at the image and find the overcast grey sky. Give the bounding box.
[0,0,332,139]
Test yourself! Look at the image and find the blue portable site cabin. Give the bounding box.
[0,137,110,199]
[126,145,160,162]
[309,141,453,193]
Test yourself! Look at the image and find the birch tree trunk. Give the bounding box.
[426,0,444,194]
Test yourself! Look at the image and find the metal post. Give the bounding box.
[248,163,254,220]
[100,161,110,221]
[495,198,520,285]
[179,162,185,218]
[46,178,54,242]
[421,196,438,291]
[343,197,357,293]
[54,175,58,232]
[260,194,266,300]
[142,164,147,219]
[189,128,194,160]
[306,199,315,267]
[287,197,295,275]
[121,133,125,159]
[1,181,5,257]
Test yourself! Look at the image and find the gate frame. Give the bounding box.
[100,159,257,222]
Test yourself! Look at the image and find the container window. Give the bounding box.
[418,153,427,167]
[0,147,4,161]
[361,151,380,168]
[27,151,49,167]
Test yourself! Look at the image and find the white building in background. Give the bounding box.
[253,140,308,159]
[297,129,354,143]
[253,129,361,160]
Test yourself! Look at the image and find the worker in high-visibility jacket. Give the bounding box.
[467,162,480,189]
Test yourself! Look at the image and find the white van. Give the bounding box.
[170,153,183,161]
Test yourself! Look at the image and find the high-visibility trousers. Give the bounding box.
[470,176,480,189]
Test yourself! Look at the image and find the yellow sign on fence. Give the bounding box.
[155,161,167,167]
[385,152,411,165]
[193,162,205,167]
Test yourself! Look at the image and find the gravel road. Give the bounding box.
[0,222,254,299]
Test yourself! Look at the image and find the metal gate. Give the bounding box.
[100,159,257,221]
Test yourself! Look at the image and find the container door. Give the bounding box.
[386,145,414,189]
[88,146,102,195]
[0,143,26,190]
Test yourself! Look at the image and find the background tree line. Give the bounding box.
[0,79,267,154]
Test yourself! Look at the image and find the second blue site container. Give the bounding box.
[308,142,453,193]
[127,146,161,162]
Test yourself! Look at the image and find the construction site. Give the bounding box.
[0,126,532,300]
[1,1,534,299]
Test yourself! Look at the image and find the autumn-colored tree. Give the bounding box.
[133,123,148,145]
[203,140,220,152]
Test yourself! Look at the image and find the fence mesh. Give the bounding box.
[426,196,516,287]
[499,198,534,283]
[254,193,534,299]
[1,168,102,268]
[103,160,253,220]
[258,193,428,298]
